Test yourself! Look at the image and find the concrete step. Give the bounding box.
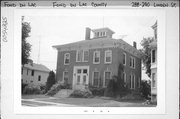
[54,89,73,98]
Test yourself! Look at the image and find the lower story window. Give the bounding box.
[93,72,99,87]
[63,71,69,84]
[152,73,156,87]
[105,71,111,86]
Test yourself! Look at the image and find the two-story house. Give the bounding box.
[22,62,50,86]
[150,21,157,102]
[53,27,142,91]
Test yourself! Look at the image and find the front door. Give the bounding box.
[73,66,89,90]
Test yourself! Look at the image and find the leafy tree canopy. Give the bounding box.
[22,16,32,66]
[140,37,154,77]
[46,71,56,93]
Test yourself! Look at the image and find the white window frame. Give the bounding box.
[152,73,156,88]
[133,57,136,69]
[133,74,135,89]
[93,51,100,64]
[104,50,112,64]
[64,53,70,65]
[123,71,126,84]
[123,53,126,65]
[92,71,100,87]
[83,50,89,62]
[76,50,82,62]
[63,71,69,83]
[104,71,111,87]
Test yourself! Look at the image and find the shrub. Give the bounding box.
[140,80,151,99]
[22,83,28,94]
[89,86,105,96]
[45,82,62,96]
[69,89,93,98]
[23,84,42,94]
[45,71,56,93]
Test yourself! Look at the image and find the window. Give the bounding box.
[130,74,134,89]
[138,77,141,88]
[152,73,156,87]
[31,70,34,76]
[83,50,89,62]
[132,58,135,69]
[123,53,126,65]
[93,72,99,87]
[133,74,135,89]
[105,71,111,86]
[130,57,132,67]
[38,75,41,81]
[97,32,100,37]
[63,71,69,84]
[93,51,100,64]
[130,56,135,68]
[77,75,80,85]
[152,50,156,63]
[76,50,89,62]
[27,69,28,75]
[76,50,82,62]
[123,72,126,84]
[105,50,112,64]
[83,75,86,85]
[64,53,70,65]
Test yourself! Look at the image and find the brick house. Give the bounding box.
[22,62,50,85]
[150,21,157,102]
[53,27,142,90]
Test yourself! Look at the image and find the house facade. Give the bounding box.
[22,63,50,85]
[53,27,142,90]
[150,22,157,102]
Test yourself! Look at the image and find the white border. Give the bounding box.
[14,9,165,114]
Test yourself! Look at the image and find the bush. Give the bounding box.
[69,89,93,98]
[45,71,56,93]
[23,84,42,94]
[89,86,105,96]
[22,83,28,94]
[45,82,62,96]
[140,80,151,99]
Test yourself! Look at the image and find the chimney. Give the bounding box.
[133,41,137,49]
[85,27,91,40]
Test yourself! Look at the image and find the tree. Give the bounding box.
[140,37,154,77]
[140,80,151,99]
[104,63,128,97]
[45,71,56,93]
[22,16,31,66]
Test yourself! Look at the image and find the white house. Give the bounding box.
[150,21,157,103]
[22,63,50,86]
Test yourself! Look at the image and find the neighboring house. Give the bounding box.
[150,21,157,102]
[53,27,142,90]
[22,62,50,85]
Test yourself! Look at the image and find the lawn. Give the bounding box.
[22,95,156,107]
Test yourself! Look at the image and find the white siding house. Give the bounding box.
[150,21,157,103]
[22,63,50,85]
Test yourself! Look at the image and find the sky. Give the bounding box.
[24,15,156,80]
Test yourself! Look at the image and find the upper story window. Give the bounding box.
[130,56,135,69]
[76,50,89,62]
[93,51,100,64]
[152,50,156,63]
[123,53,126,65]
[105,50,112,64]
[38,75,41,81]
[83,50,89,62]
[64,53,70,65]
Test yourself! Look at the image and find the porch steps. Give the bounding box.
[54,89,73,98]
